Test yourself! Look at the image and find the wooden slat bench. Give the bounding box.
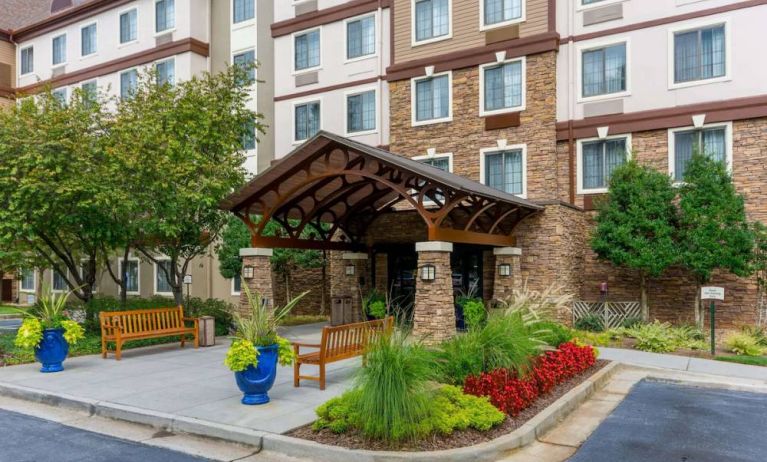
[99,306,199,360]
[293,316,394,390]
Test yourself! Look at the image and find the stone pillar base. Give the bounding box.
[493,247,522,305]
[239,248,273,315]
[413,242,455,344]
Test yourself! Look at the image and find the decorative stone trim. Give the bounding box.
[342,252,369,260]
[239,248,274,257]
[415,241,454,253]
[493,247,523,256]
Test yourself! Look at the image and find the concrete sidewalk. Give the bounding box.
[599,347,767,382]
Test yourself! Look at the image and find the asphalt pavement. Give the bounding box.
[0,409,212,462]
[567,380,767,462]
[0,319,20,332]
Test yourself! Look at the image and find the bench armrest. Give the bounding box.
[100,317,123,338]
[292,342,321,355]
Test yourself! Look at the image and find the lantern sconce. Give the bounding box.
[242,266,255,279]
[498,263,511,277]
[345,264,356,276]
[420,264,436,281]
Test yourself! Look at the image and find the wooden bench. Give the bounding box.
[99,306,199,360]
[293,317,394,390]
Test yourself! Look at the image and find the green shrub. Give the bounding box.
[740,326,767,347]
[623,321,677,352]
[530,320,573,348]
[313,390,362,434]
[572,329,613,347]
[574,314,604,332]
[461,298,487,329]
[367,300,387,319]
[620,317,644,329]
[185,297,235,336]
[725,332,765,356]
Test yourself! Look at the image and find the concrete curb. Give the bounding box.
[260,361,622,462]
[645,375,767,395]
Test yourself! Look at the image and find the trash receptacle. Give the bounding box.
[199,316,216,346]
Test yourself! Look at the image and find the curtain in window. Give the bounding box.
[582,44,625,97]
[120,10,137,43]
[674,130,696,181]
[156,60,174,85]
[484,0,522,26]
[485,62,522,111]
[295,103,320,140]
[53,270,67,291]
[674,127,726,180]
[347,16,375,59]
[21,48,33,74]
[120,71,137,99]
[582,48,604,98]
[703,127,726,163]
[157,261,172,293]
[582,142,604,189]
[295,30,320,70]
[605,139,627,181]
[123,262,138,293]
[347,91,376,133]
[233,0,255,23]
[674,31,698,83]
[675,26,725,83]
[233,51,256,84]
[422,157,449,171]
[81,25,96,55]
[156,0,175,32]
[53,36,66,65]
[701,26,725,79]
[604,44,626,94]
[416,75,448,121]
[21,269,34,291]
[415,0,448,41]
[486,150,523,195]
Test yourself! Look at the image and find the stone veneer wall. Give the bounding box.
[413,250,456,343]
[271,266,330,316]
[239,254,274,316]
[328,251,368,323]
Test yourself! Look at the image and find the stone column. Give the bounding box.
[239,248,273,315]
[413,241,455,344]
[492,247,522,304]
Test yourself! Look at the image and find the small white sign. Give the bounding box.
[183,274,192,285]
[701,286,724,301]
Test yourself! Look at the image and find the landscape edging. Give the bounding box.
[260,361,622,462]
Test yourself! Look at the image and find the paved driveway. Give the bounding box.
[568,380,767,462]
[0,409,210,462]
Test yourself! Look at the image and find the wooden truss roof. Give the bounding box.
[220,132,542,250]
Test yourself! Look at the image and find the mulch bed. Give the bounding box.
[287,359,609,452]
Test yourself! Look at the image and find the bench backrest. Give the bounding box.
[99,306,186,334]
[320,316,394,361]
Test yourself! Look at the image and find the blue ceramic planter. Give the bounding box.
[34,328,69,373]
[234,344,279,405]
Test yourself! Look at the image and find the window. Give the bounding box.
[81,81,97,103]
[120,69,138,99]
[233,0,255,24]
[673,24,726,84]
[481,59,524,115]
[346,15,375,60]
[232,275,242,295]
[52,88,68,104]
[671,125,728,181]
[346,90,376,134]
[483,0,523,28]
[582,0,606,4]
[20,47,33,75]
[155,0,175,33]
[81,23,97,56]
[120,9,138,44]
[582,42,626,98]
[242,119,256,150]
[52,34,66,66]
[419,156,451,171]
[155,260,172,294]
[52,269,68,292]
[579,137,629,192]
[233,50,256,85]
[294,29,320,72]
[294,101,321,142]
[414,0,450,43]
[156,59,174,85]
[20,269,35,292]
[482,147,526,196]
[413,73,451,124]
[119,259,139,294]
[414,153,452,203]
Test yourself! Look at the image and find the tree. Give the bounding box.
[111,66,260,304]
[591,160,678,320]
[677,153,754,327]
[0,88,118,303]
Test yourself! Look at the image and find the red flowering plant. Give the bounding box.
[464,342,597,416]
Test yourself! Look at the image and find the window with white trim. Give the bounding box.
[52,34,66,66]
[582,43,626,98]
[483,0,522,28]
[347,90,376,134]
[673,24,726,84]
[81,23,97,56]
[120,69,138,100]
[52,269,68,292]
[580,137,628,191]
[155,0,175,33]
[119,259,139,293]
[156,260,172,294]
[414,74,450,123]
[52,88,68,105]
[232,275,242,295]
[20,269,35,292]
[482,59,524,113]
[294,29,320,72]
[347,15,375,60]
[20,47,33,75]
[233,50,256,85]
[233,0,255,24]
[242,118,256,150]
[582,0,606,4]
[81,81,97,103]
[156,58,174,85]
[419,156,450,172]
[484,149,524,196]
[120,9,138,44]
[672,126,727,181]
[414,0,449,43]
[295,101,320,142]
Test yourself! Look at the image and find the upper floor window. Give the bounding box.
[233,50,256,85]
[20,47,33,75]
[120,69,138,100]
[120,9,138,44]
[294,29,320,72]
[673,24,726,85]
[579,137,629,192]
[81,81,97,103]
[52,34,66,66]
[346,90,376,135]
[156,58,175,86]
[482,147,526,197]
[414,0,450,44]
[155,0,175,33]
[413,73,451,125]
[582,0,606,4]
[20,269,35,292]
[294,100,321,142]
[241,118,256,150]
[581,42,626,98]
[346,15,376,60]
[418,155,451,172]
[233,0,255,24]
[481,58,524,115]
[81,23,97,57]
[671,125,728,182]
[483,0,523,29]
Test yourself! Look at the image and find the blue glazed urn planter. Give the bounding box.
[34,328,69,373]
[234,344,279,405]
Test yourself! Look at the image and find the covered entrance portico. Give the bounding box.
[220,132,542,342]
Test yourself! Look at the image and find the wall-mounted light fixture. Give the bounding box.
[498,263,511,277]
[242,266,255,279]
[345,264,356,276]
[420,264,436,281]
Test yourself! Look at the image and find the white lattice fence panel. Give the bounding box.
[573,301,641,329]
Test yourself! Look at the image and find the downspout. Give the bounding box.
[567,0,576,205]
[377,0,384,148]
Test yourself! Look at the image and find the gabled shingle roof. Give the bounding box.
[0,0,54,31]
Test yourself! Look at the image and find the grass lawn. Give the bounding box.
[0,305,25,315]
[714,355,767,367]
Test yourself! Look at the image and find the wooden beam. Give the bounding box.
[250,236,364,251]
[427,227,516,247]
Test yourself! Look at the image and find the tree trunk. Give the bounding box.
[694,282,703,329]
[320,251,327,315]
[284,272,291,303]
[120,250,130,307]
[639,272,649,321]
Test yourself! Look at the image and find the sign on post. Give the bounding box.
[701,286,724,355]
[183,274,192,285]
